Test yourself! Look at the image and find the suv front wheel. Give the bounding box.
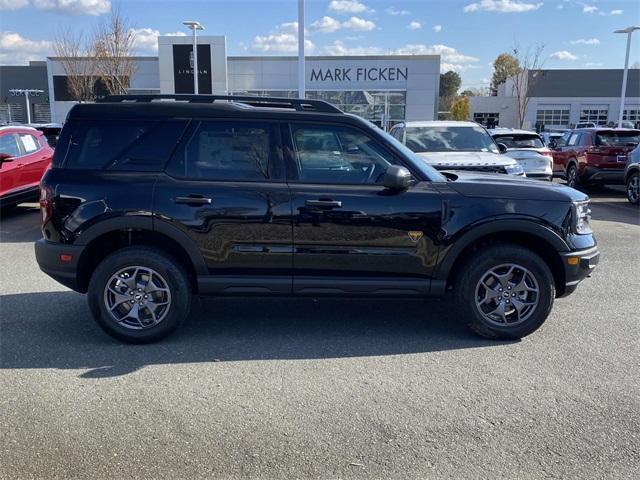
[88,246,192,343]
[627,171,639,205]
[566,163,579,189]
[453,244,555,339]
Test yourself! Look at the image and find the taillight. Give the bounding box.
[587,147,601,154]
[39,185,53,225]
[541,151,553,157]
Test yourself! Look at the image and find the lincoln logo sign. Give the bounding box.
[309,67,408,83]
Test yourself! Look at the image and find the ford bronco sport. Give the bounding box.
[35,94,599,343]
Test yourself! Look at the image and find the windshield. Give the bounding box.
[493,134,544,149]
[595,131,640,147]
[377,129,447,182]
[405,126,499,153]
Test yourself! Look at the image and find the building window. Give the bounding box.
[535,105,571,128]
[473,112,500,127]
[623,105,640,122]
[579,104,609,125]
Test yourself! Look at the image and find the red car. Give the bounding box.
[549,128,640,188]
[0,126,53,207]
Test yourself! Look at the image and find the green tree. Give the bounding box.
[439,70,461,98]
[491,53,521,90]
[450,96,470,121]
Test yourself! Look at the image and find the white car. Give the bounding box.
[489,128,553,181]
[389,121,525,176]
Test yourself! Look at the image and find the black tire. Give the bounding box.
[626,171,640,205]
[566,163,579,189]
[88,246,191,343]
[453,244,555,340]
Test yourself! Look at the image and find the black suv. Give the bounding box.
[35,94,599,343]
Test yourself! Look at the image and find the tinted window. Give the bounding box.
[595,131,640,147]
[65,120,188,171]
[405,126,499,153]
[18,134,40,154]
[493,134,544,149]
[0,134,20,157]
[166,121,275,181]
[290,124,396,185]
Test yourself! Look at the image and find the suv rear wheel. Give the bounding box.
[88,246,191,343]
[627,171,639,205]
[453,244,555,339]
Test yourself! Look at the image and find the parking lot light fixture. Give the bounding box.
[183,21,204,95]
[614,26,640,128]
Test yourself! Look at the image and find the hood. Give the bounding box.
[444,171,588,202]
[415,151,516,167]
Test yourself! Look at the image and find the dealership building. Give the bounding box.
[470,69,640,130]
[44,35,440,125]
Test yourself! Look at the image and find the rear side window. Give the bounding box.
[64,119,188,171]
[0,134,20,157]
[166,121,278,181]
[18,134,41,153]
[567,133,580,146]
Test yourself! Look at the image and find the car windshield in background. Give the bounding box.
[595,131,640,147]
[405,126,499,153]
[494,134,544,149]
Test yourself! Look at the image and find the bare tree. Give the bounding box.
[94,7,137,95]
[52,29,98,102]
[509,43,545,129]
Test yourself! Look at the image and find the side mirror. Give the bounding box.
[497,143,508,154]
[382,165,412,190]
[0,152,15,163]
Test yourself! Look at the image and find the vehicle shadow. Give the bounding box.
[585,187,640,226]
[0,203,42,243]
[0,291,512,378]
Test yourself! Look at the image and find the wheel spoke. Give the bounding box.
[120,268,139,290]
[486,302,507,323]
[145,300,168,318]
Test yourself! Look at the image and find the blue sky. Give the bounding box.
[1,0,638,89]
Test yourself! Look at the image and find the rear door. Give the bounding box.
[16,132,51,188]
[0,133,23,197]
[283,121,443,295]
[155,118,293,294]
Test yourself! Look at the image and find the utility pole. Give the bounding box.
[614,26,640,128]
[183,21,204,94]
[298,0,305,99]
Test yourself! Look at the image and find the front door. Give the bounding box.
[0,133,23,197]
[155,119,292,293]
[283,122,443,295]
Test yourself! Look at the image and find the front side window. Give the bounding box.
[290,124,396,185]
[167,121,275,181]
[405,126,499,153]
[0,134,20,157]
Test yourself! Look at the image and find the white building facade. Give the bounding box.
[47,35,440,125]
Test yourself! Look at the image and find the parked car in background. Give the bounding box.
[390,121,525,176]
[489,128,553,181]
[0,125,53,207]
[29,123,63,148]
[548,128,640,188]
[575,122,598,129]
[624,145,640,205]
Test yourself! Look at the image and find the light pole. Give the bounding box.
[183,21,204,94]
[298,0,305,99]
[9,88,44,124]
[614,26,640,128]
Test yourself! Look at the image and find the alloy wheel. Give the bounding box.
[627,174,639,204]
[103,266,172,330]
[474,263,540,327]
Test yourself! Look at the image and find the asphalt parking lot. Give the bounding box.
[1,187,638,479]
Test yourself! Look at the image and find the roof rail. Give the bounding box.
[98,94,343,114]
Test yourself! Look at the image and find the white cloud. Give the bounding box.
[550,50,578,61]
[386,7,410,15]
[585,62,603,67]
[463,0,543,13]
[433,24,443,32]
[0,0,29,10]
[408,21,422,30]
[310,15,375,33]
[33,0,111,16]
[328,0,369,14]
[570,38,600,45]
[582,5,597,13]
[252,22,315,53]
[610,9,623,15]
[130,28,186,53]
[394,43,479,72]
[0,31,52,64]
[322,40,383,55]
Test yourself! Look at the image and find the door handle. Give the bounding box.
[175,195,213,205]
[305,199,342,208]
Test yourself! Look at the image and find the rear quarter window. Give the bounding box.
[63,119,189,171]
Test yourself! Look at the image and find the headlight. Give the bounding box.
[573,200,592,234]
[504,163,525,175]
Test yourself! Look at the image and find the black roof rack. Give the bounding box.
[98,94,343,114]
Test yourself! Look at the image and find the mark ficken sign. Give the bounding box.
[309,66,408,83]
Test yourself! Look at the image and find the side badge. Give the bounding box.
[408,231,423,242]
